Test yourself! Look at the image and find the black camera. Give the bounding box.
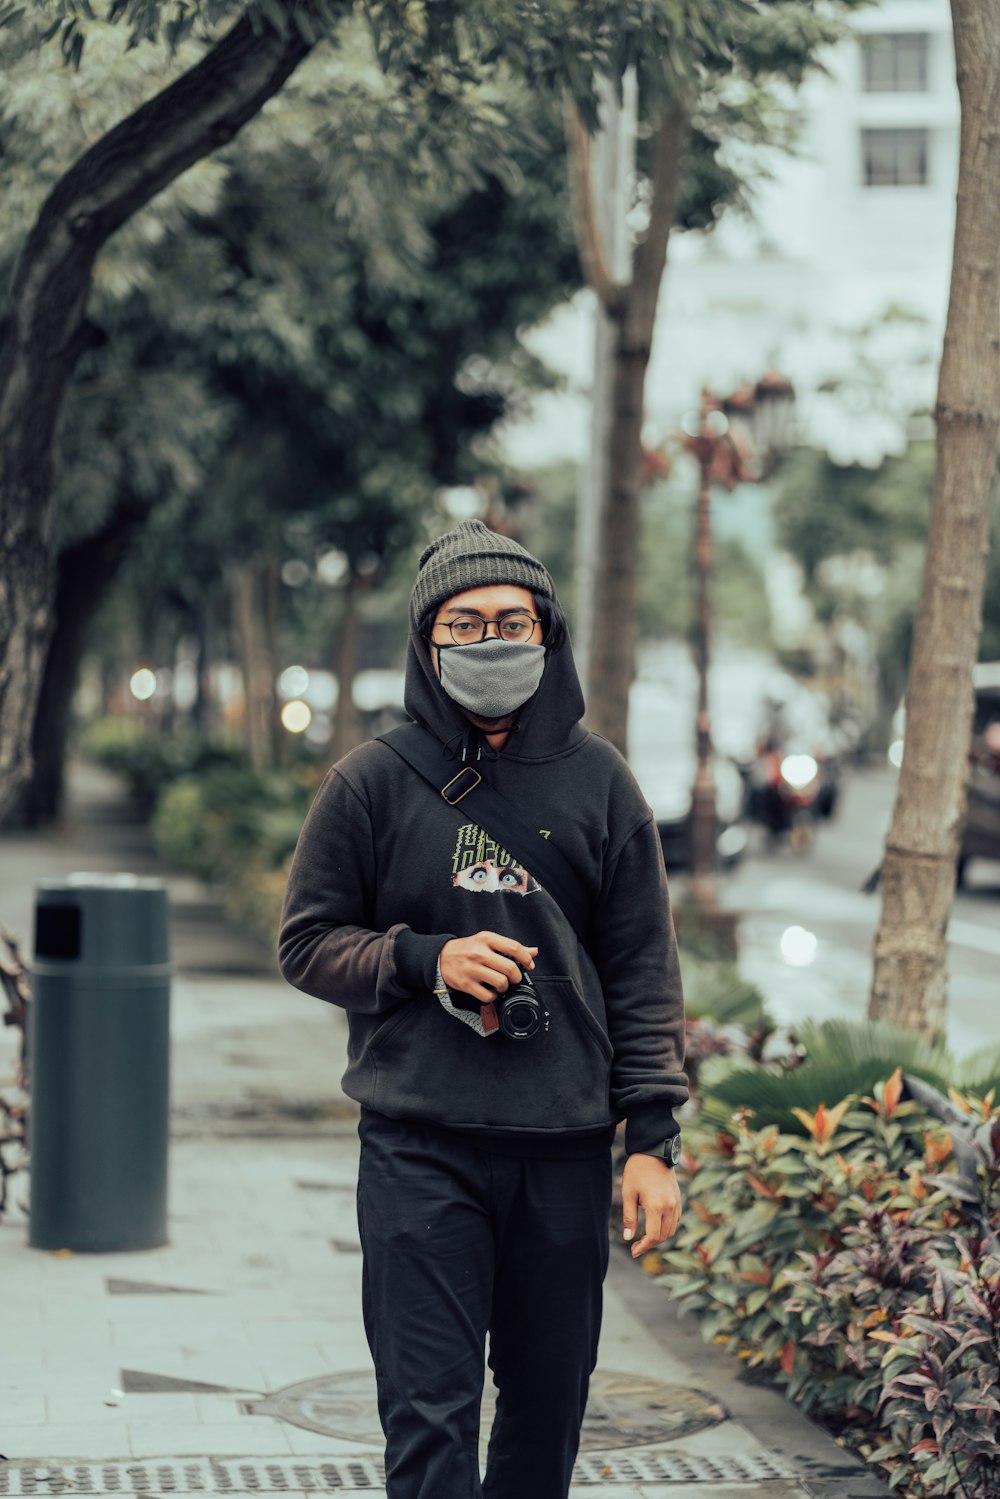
[496,968,543,1041]
[449,965,545,1040]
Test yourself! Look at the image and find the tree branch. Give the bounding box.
[565,100,622,315]
[0,4,323,532]
[629,103,689,348]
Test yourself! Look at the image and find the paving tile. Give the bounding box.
[126,1420,294,1457]
[314,1333,372,1365]
[672,1421,779,1463]
[280,1428,383,1456]
[254,1351,341,1390]
[36,1254,173,1276]
[104,1299,239,1327]
[227,1296,338,1319]
[0,1298,45,1324]
[0,1349,46,1373]
[243,1321,346,1348]
[0,1423,132,1459]
[13,1324,113,1350]
[110,1323,253,1349]
[48,1391,201,1424]
[28,1281,119,1304]
[38,1300,143,1326]
[40,1352,122,1382]
[178,1353,267,1389]
[0,1367,79,1396]
[0,1392,46,1424]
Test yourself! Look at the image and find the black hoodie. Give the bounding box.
[277,620,688,1155]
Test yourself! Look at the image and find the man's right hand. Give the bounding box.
[439,932,538,1004]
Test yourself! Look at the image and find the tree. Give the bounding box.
[9,28,583,805]
[867,0,1000,1037]
[0,0,667,822]
[567,0,868,754]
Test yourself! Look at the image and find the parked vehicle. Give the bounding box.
[627,647,856,870]
[960,663,1000,885]
[888,661,1000,887]
[628,678,749,872]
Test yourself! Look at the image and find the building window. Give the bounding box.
[862,33,929,92]
[862,128,929,186]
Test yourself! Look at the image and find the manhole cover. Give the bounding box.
[0,1453,795,1492]
[245,1368,725,1449]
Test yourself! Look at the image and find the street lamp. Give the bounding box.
[681,375,796,912]
[752,370,798,475]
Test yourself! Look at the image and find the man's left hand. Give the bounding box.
[621,1153,683,1258]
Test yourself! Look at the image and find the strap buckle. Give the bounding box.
[441,767,482,805]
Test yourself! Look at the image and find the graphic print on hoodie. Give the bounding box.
[278,604,689,1156]
[451,821,544,897]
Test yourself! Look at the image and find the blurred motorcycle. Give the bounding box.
[745,745,822,851]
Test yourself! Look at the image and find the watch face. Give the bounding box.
[668,1134,683,1166]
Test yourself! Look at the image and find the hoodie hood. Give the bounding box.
[403,625,587,763]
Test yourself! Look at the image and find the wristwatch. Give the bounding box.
[647,1133,683,1167]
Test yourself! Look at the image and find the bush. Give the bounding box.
[872,1236,1000,1496]
[659,1068,1000,1498]
[82,717,245,812]
[150,762,320,943]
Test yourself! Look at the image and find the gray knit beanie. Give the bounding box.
[410,519,556,627]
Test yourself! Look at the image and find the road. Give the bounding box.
[718,765,1000,1056]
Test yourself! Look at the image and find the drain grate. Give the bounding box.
[0,1464,384,1494]
[575,1452,794,1483]
[0,1452,795,1492]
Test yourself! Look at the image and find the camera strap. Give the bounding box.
[377,721,595,956]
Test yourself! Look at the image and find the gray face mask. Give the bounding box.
[436,638,546,720]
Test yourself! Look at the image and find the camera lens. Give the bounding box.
[498,986,542,1040]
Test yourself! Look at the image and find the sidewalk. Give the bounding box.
[0,763,889,1497]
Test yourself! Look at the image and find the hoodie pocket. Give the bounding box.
[368,975,613,1132]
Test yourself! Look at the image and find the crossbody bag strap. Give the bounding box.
[377,722,594,952]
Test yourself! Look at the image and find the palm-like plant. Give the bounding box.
[697,1018,1000,1137]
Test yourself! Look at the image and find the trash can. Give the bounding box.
[28,874,171,1252]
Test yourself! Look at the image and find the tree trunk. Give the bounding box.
[191,600,217,739]
[0,6,317,822]
[264,554,283,765]
[868,0,1000,1036]
[18,503,147,826]
[575,105,689,754]
[584,315,646,748]
[331,572,363,764]
[232,564,272,772]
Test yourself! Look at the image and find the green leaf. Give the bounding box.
[728,1199,782,1250]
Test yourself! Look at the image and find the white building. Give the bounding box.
[505,0,959,472]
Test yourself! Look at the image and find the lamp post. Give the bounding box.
[681,375,796,913]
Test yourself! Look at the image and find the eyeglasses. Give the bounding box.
[433,612,541,645]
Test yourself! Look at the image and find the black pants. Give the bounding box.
[356,1111,611,1499]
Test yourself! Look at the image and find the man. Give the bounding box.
[278,520,687,1499]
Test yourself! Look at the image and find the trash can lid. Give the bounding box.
[34,874,171,968]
